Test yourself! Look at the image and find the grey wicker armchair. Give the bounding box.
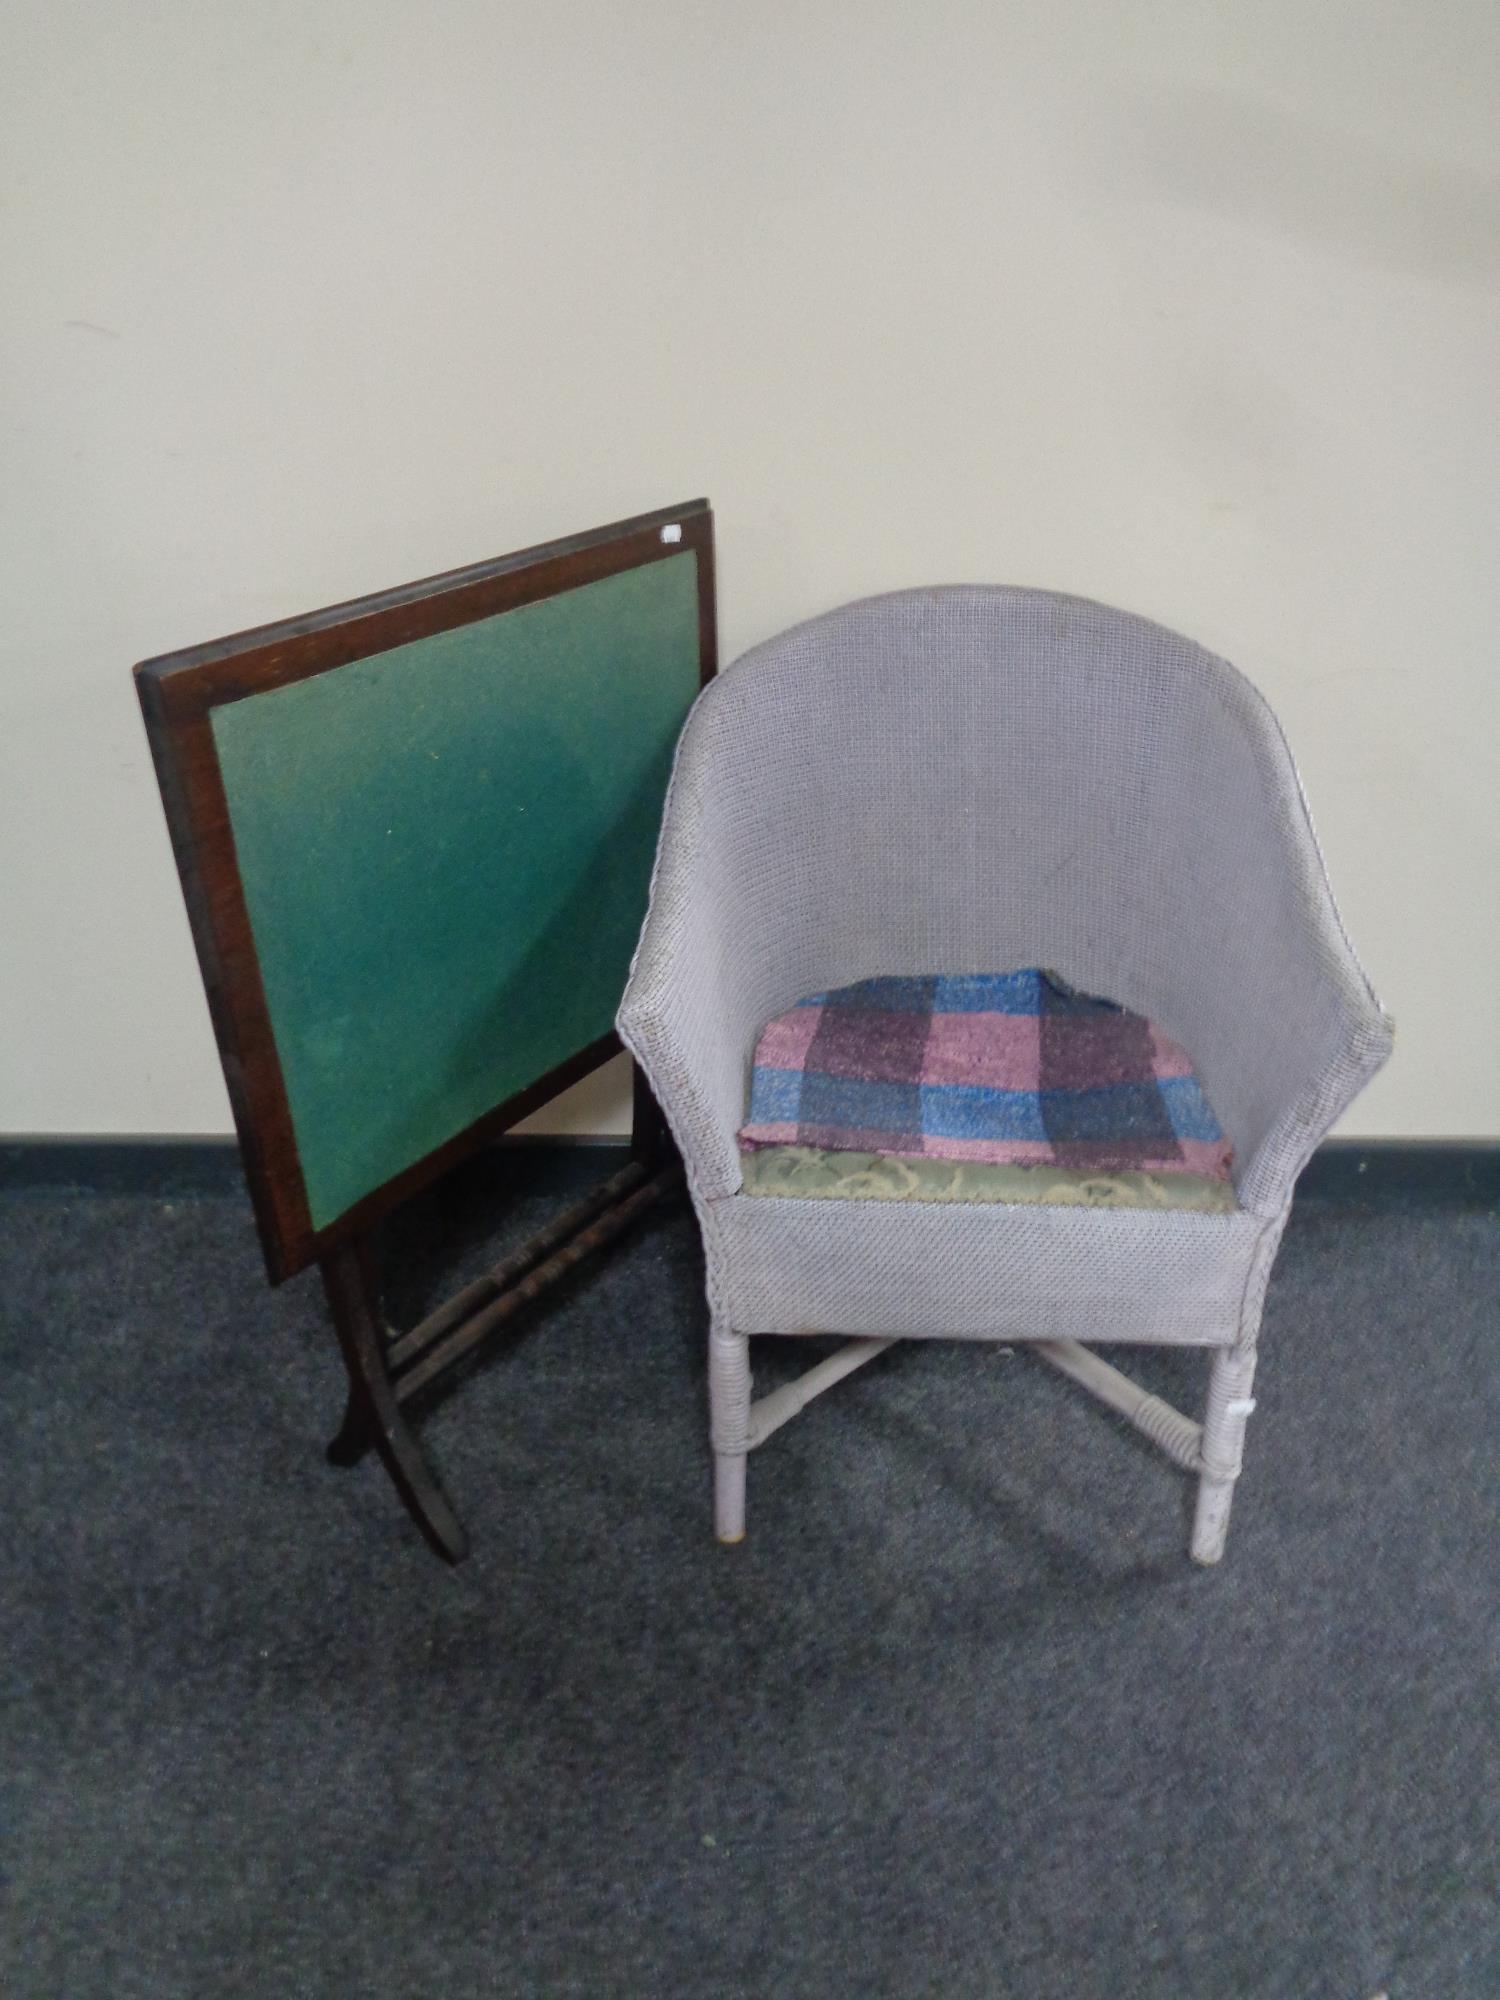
[618,587,1392,1562]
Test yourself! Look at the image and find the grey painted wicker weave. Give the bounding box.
[617,587,1392,1562]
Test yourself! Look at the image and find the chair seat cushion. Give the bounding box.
[739,1143,1237,1212]
[738,970,1235,1209]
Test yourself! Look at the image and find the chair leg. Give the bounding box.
[1191,1344,1259,1565]
[709,1318,751,1544]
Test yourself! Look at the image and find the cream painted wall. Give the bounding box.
[3,0,1497,1139]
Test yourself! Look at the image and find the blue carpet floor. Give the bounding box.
[3,1152,1497,1998]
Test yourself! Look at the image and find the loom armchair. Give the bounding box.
[618,587,1392,1562]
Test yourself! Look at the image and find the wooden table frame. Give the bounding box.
[317,1072,681,1563]
[135,501,715,1561]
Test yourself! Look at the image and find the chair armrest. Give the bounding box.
[1205,896,1393,1218]
[617,695,772,1201]
[1135,676,1394,1217]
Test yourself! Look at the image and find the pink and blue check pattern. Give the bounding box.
[738,971,1233,1179]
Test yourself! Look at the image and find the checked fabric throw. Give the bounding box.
[738,971,1234,1182]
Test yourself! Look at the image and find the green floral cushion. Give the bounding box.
[738,1144,1238,1213]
